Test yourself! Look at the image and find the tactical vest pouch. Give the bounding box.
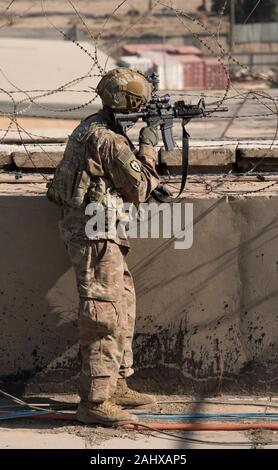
[71,169,91,208]
[47,159,91,208]
[47,117,96,208]
[46,178,63,206]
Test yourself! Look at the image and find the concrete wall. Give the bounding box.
[0,193,277,395]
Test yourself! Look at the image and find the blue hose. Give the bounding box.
[2,409,278,421]
[0,410,50,420]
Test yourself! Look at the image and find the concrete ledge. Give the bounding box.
[0,145,19,167]
[0,144,65,169]
[160,141,237,167]
[237,141,278,171]
[12,145,64,169]
[4,142,237,170]
[1,141,278,171]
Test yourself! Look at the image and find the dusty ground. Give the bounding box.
[1,393,278,449]
[0,1,217,30]
[0,0,228,52]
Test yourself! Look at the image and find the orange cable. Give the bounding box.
[25,413,278,431]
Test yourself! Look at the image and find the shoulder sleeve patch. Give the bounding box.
[71,122,91,142]
[118,147,134,164]
[130,160,141,172]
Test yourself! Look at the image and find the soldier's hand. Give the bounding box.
[151,183,173,201]
[139,125,158,147]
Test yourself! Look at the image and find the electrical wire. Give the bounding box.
[126,422,278,447]
[0,388,69,415]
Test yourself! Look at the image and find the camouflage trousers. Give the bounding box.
[65,238,136,403]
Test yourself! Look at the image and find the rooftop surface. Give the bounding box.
[0,37,115,109]
[1,393,278,449]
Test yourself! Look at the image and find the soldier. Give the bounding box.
[47,68,161,426]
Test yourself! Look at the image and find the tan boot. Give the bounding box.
[76,399,138,426]
[112,378,157,407]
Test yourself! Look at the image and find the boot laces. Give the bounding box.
[120,384,143,398]
[100,400,123,414]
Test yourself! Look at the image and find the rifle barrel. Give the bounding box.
[205,107,228,112]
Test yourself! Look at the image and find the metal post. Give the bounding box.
[230,0,236,52]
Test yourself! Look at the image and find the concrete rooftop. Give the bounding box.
[0,37,115,110]
[1,394,278,449]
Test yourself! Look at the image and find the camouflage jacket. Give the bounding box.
[59,108,160,248]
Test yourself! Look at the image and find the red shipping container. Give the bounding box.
[174,55,205,90]
[171,46,203,57]
[204,58,229,90]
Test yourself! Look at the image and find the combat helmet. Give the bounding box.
[96,68,153,113]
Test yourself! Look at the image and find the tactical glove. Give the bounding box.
[139,125,158,147]
[151,183,173,201]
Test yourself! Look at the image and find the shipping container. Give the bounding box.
[171,46,203,56]
[118,55,153,74]
[142,51,184,90]
[170,54,205,90]
[120,43,229,91]
[204,58,229,90]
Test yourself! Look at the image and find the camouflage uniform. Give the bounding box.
[59,108,160,403]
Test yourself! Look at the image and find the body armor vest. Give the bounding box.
[47,114,101,208]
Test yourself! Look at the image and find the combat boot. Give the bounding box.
[112,378,157,407]
[76,399,138,426]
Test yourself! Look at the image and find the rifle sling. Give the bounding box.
[153,122,189,202]
[176,121,190,199]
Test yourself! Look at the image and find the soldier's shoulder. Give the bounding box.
[70,113,129,152]
[92,124,116,140]
[90,123,127,149]
[69,113,112,143]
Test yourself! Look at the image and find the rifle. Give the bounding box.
[114,72,228,199]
